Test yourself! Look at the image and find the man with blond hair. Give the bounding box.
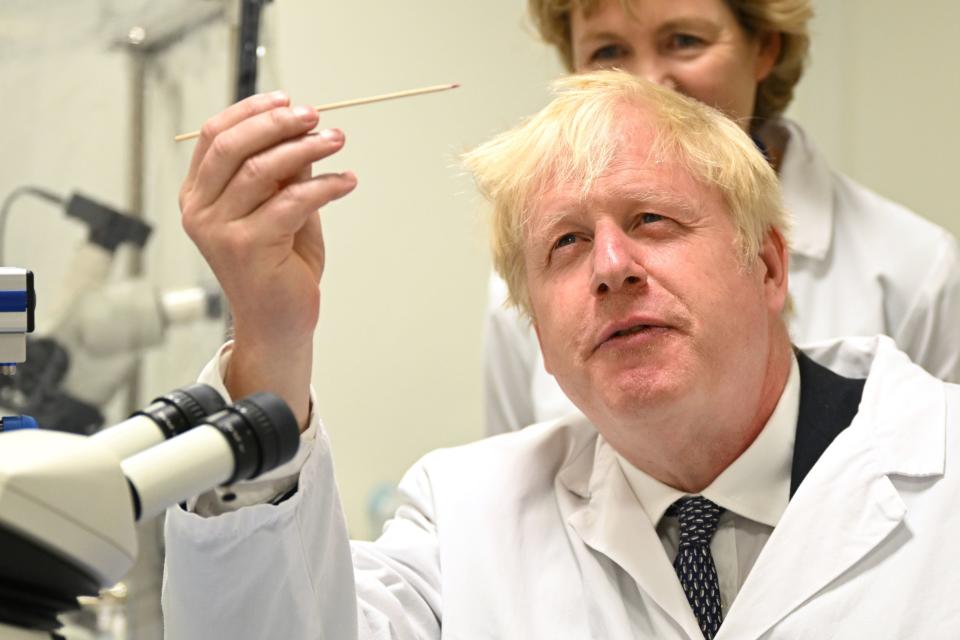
[483,0,960,435]
[163,72,960,639]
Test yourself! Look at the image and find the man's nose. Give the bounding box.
[591,224,646,295]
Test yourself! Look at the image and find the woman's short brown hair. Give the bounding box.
[528,0,812,123]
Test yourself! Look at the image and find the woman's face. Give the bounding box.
[570,0,780,129]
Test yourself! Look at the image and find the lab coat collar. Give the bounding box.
[559,437,705,640]
[778,119,835,261]
[850,336,946,478]
[718,336,946,639]
[554,423,595,500]
[800,335,946,478]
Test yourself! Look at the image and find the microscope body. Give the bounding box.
[0,431,138,639]
[0,430,139,587]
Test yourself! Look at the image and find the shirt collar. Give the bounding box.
[612,353,800,528]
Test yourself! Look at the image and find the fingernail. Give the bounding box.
[320,128,344,142]
[293,105,315,122]
[269,90,288,104]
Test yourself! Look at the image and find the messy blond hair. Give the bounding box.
[462,70,788,318]
[528,0,812,123]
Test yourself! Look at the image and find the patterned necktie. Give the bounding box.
[669,496,725,640]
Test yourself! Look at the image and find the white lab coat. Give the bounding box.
[163,336,960,639]
[483,119,960,433]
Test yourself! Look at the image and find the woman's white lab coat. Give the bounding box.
[163,336,960,639]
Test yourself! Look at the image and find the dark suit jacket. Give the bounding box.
[790,348,866,497]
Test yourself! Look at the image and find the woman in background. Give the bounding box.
[484,0,960,434]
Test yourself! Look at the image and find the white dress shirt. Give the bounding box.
[614,354,799,615]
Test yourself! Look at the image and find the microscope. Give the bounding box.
[0,268,301,639]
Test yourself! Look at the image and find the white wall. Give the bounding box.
[789,0,960,236]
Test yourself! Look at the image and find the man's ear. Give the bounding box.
[759,227,789,315]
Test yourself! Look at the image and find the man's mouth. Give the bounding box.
[610,324,654,339]
[594,318,670,353]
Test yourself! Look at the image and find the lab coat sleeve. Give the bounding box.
[185,342,319,516]
[163,423,443,640]
[891,231,960,383]
[351,457,442,638]
[162,345,443,640]
[483,273,538,435]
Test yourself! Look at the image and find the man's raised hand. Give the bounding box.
[179,91,357,428]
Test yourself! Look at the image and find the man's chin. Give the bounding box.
[590,369,688,418]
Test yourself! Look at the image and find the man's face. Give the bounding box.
[526,115,787,438]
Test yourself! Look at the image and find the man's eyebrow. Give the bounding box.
[528,205,583,247]
[611,187,697,216]
[529,188,696,243]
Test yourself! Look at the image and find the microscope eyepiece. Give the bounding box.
[92,383,227,460]
[120,391,300,521]
[136,383,227,440]
[205,392,299,483]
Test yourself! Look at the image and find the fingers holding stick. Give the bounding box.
[182,92,290,200]
[245,169,358,250]
[185,101,323,215]
[178,92,355,292]
[210,127,349,227]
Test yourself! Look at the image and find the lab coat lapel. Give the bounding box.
[719,339,946,639]
[558,439,703,640]
[718,439,907,639]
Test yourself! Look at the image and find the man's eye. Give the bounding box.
[554,233,578,250]
[641,213,665,224]
[589,44,628,64]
